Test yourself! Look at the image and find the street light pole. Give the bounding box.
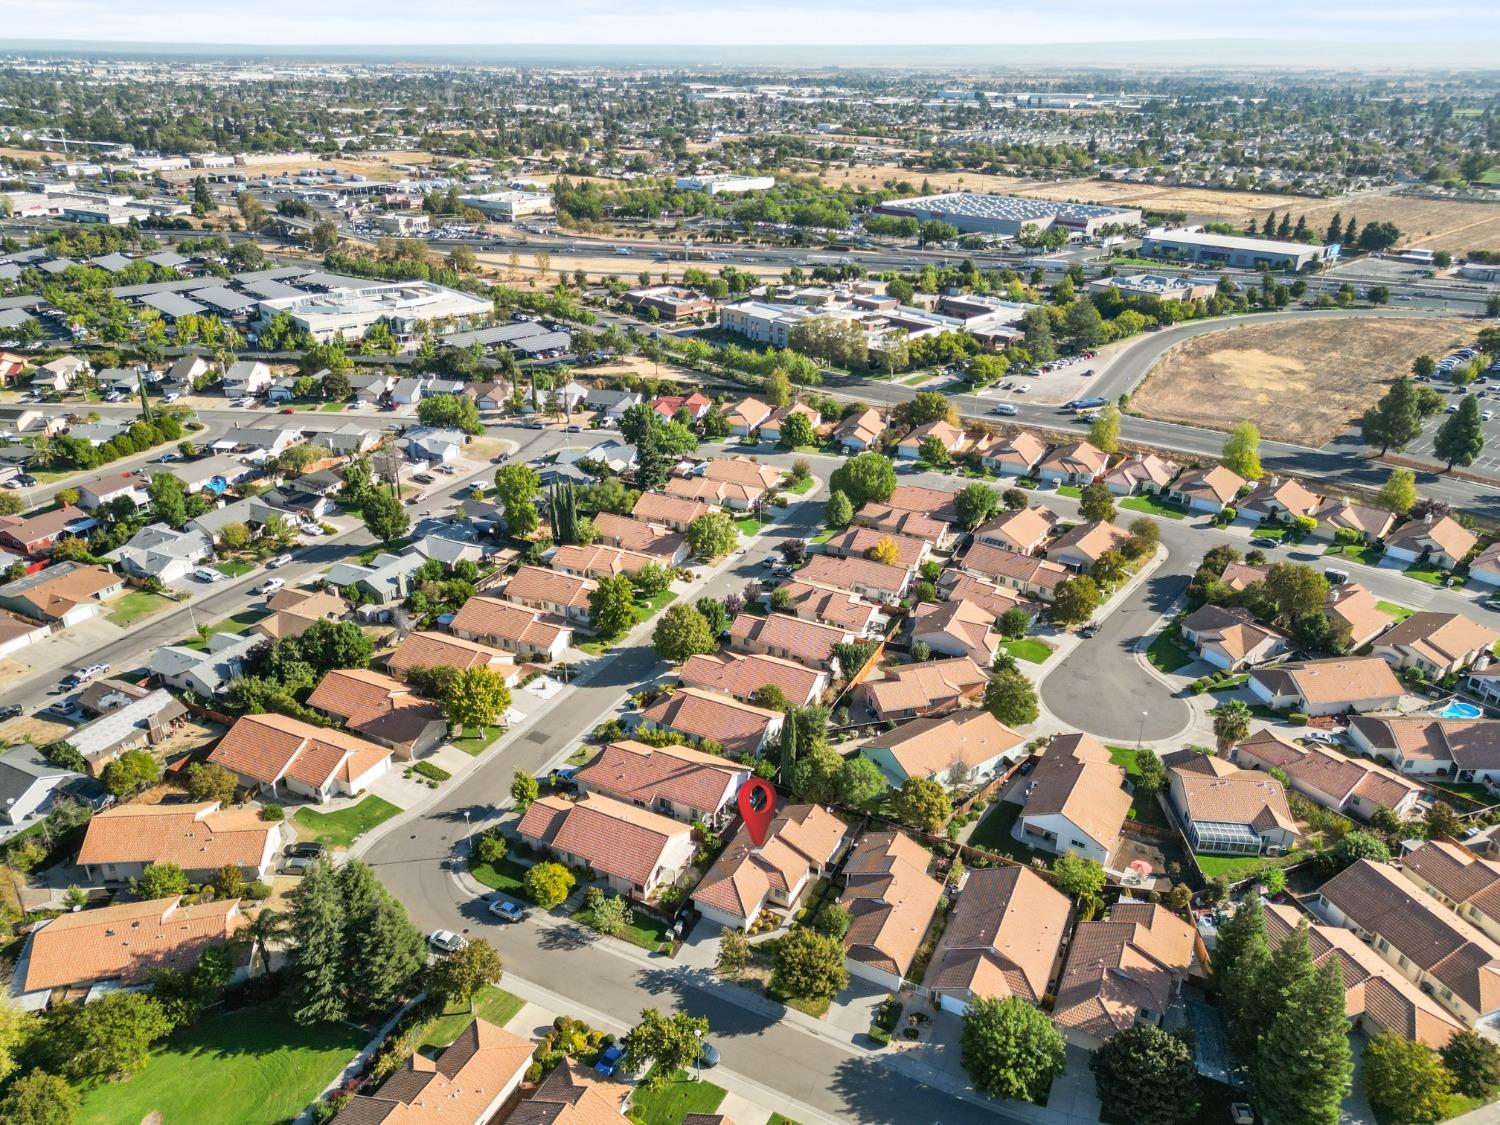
[1136,711,1148,752]
[463,810,471,856]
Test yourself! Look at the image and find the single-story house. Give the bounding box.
[1323,584,1396,651]
[1179,604,1289,671]
[973,506,1057,556]
[574,739,749,828]
[1167,464,1246,515]
[1347,716,1500,785]
[0,745,106,832]
[776,578,886,637]
[1018,733,1132,867]
[795,553,910,604]
[65,688,187,776]
[821,525,929,571]
[959,542,1069,602]
[107,524,212,584]
[207,712,394,803]
[638,687,784,758]
[833,407,885,453]
[0,562,123,626]
[502,566,597,628]
[862,709,1026,790]
[0,503,94,557]
[1037,440,1109,486]
[909,598,999,666]
[149,632,264,697]
[1249,657,1403,716]
[77,801,284,884]
[449,596,573,661]
[517,792,695,899]
[1045,520,1132,572]
[839,830,944,990]
[1165,751,1299,857]
[1237,476,1321,523]
[897,418,967,460]
[691,804,847,930]
[760,402,821,445]
[678,651,828,708]
[1311,498,1395,545]
[728,611,852,672]
[1372,611,1499,680]
[592,512,689,565]
[1383,515,1477,571]
[385,630,518,683]
[306,668,450,758]
[858,656,987,722]
[978,431,1049,479]
[1103,453,1179,496]
[632,491,710,533]
[724,396,773,436]
[1231,729,1423,820]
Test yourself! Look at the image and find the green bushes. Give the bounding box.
[1285,712,1309,725]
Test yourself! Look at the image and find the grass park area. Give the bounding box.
[106,589,175,627]
[1324,542,1384,567]
[78,1000,366,1125]
[570,901,673,951]
[1106,747,1171,829]
[1376,600,1416,623]
[1001,637,1054,664]
[1119,494,1187,520]
[417,986,525,1051]
[292,795,401,849]
[629,1072,728,1125]
[1146,629,1196,674]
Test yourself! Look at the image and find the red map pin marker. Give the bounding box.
[738,778,776,848]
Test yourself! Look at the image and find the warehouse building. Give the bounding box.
[1139,230,1336,271]
[457,190,554,220]
[874,192,1141,238]
[254,281,492,344]
[674,174,776,195]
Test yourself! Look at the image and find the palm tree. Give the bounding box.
[244,907,286,977]
[1213,699,1253,754]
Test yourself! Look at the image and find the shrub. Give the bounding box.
[259,802,284,821]
[1286,712,1309,725]
[244,881,273,900]
[868,1025,891,1046]
[413,761,451,782]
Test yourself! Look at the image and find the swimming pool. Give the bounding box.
[1435,701,1483,720]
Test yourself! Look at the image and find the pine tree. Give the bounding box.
[1326,212,1342,244]
[1262,211,1277,237]
[1293,215,1309,240]
[1253,959,1353,1125]
[288,858,348,1023]
[1361,376,1423,454]
[1222,927,1272,1057]
[1344,216,1358,244]
[1277,214,1291,238]
[1435,395,1485,470]
[779,715,799,785]
[1213,895,1265,978]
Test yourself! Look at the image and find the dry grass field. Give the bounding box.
[1264,194,1500,253]
[1132,316,1476,446]
[474,249,784,285]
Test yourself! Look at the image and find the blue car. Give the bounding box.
[595,1045,626,1076]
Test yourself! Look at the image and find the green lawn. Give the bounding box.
[1194,850,1308,881]
[734,515,765,535]
[630,1073,727,1125]
[810,528,837,544]
[450,724,502,756]
[181,609,270,649]
[636,590,678,619]
[417,986,525,1050]
[1056,484,1082,498]
[1001,637,1054,664]
[1405,563,1462,587]
[1146,629,1196,674]
[786,475,817,494]
[1376,600,1416,623]
[78,1000,365,1125]
[214,560,256,578]
[570,902,673,951]
[1324,542,1384,567]
[966,800,1041,861]
[292,795,402,849]
[469,855,533,899]
[319,402,347,412]
[107,589,175,627]
[1119,494,1187,520]
[768,1116,804,1125]
[1106,747,1172,829]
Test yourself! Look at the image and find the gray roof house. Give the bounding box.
[326,552,427,604]
[0,745,109,836]
[149,633,265,697]
[409,527,484,567]
[309,423,379,456]
[163,355,212,388]
[188,498,260,540]
[66,689,188,774]
[66,422,127,448]
[107,525,212,583]
[584,388,642,420]
[223,360,272,396]
[212,426,299,456]
[404,427,466,464]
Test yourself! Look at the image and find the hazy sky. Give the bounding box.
[2,0,1495,47]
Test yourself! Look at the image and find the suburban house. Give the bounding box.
[1237,476,1321,523]
[574,740,749,827]
[724,396,773,436]
[306,668,449,758]
[0,745,104,833]
[822,525,929,570]
[12,896,251,1006]
[1249,657,1403,716]
[593,512,689,565]
[449,596,572,661]
[1311,498,1395,544]
[149,633,264,697]
[632,491,710,533]
[163,355,211,389]
[1402,841,1500,946]
[776,579,886,637]
[885,485,960,526]
[862,710,1027,790]
[212,424,298,458]
[0,562,123,626]
[838,831,944,990]
[856,503,953,548]
[638,687,784,757]
[1315,859,1500,1027]
[1036,440,1109,486]
[386,630,517,683]
[973,506,1057,555]
[76,801,284,884]
[1467,541,1500,592]
[979,431,1049,479]
[858,656,987,722]
[1264,902,1464,1048]
[330,1019,534,1125]
[796,553,911,604]
[107,524,213,583]
[729,612,852,672]
[1178,604,1289,670]
[517,792,695,899]
[1051,901,1199,1048]
[0,503,94,556]
[652,391,713,422]
[551,543,656,579]
[223,360,272,397]
[665,475,765,511]
[1103,453,1179,496]
[960,542,1069,602]
[1347,716,1500,784]
[928,865,1071,1017]
[506,1060,631,1123]
[1164,752,1300,857]
[1372,611,1498,679]
[326,552,428,605]
[909,598,999,665]
[939,571,1031,619]
[834,407,885,453]
[75,469,150,512]
[207,712,394,802]
[1383,514,1477,571]
[691,804,847,931]
[1167,465,1246,514]
[252,588,351,642]
[678,651,828,708]
[897,418,967,460]
[1045,521,1132,572]
[1018,733,1132,867]
[760,402,821,445]
[32,353,90,393]
[64,688,187,776]
[583,387,642,423]
[503,566,597,628]
[1232,729,1422,819]
[1323,584,1396,650]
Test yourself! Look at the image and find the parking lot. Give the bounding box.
[1400,392,1500,478]
[971,350,1106,408]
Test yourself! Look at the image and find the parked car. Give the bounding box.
[696,1042,721,1068]
[267,553,293,568]
[1249,537,1280,549]
[285,842,326,860]
[161,392,179,403]
[992,403,1018,416]
[437,464,456,474]
[254,578,285,596]
[46,698,82,720]
[429,929,466,954]
[594,1044,628,1076]
[280,856,315,876]
[0,704,22,721]
[193,567,225,582]
[489,898,527,923]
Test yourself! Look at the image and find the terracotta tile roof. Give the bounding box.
[592,512,686,559]
[974,506,1057,553]
[886,485,959,524]
[1170,764,1299,838]
[508,1059,632,1125]
[778,579,883,633]
[723,399,772,430]
[551,543,656,577]
[23,895,249,992]
[959,543,1069,590]
[1234,728,1306,770]
[1323,584,1395,648]
[678,651,825,704]
[840,830,944,978]
[640,687,781,756]
[1251,657,1402,707]
[823,526,928,568]
[1023,733,1132,854]
[307,668,446,751]
[505,565,597,612]
[1264,903,1463,1049]
[575,740,746,815]
[449,597,569,650]
[208,712,394,791]
[729,611,851,668]
[387,631,515,678]
[1052,903,1195,1042]
[1046,520,1131,566]
[77,802,276,871]
[979,431,1049,471]
[927,866,1071,1004]
[332,1018,534,1125]
[1349,716,1500,769]
[1172,464,1245,506]
[1240,476,1321,517]
[796,553,910,597]
[1375,611,1499,670]
[517,793,691,889]
[1104,453,1179,491]
[1403,841,1500,924]
[862,656,987,717]
[632,491,709,527]
[899,418,965,452]
[702,456,779,489]
[1387,515,1477,561]
[910,598,998,663]
[1039,440,1108,477]
[666,476,765,508]
[1219,561,1269,592]
[855,503,950,542]
[835,408,884,446]
[937,572,1029,618]
[864,710,1025,782]
[1318,859,1500,1015]
[1275,742,1420,812]
[693,803,847,922]
[1313,498,1394,539]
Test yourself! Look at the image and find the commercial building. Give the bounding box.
[254,281,491,344]
[1139,230,1335,271]
[622,286,716,321]
[1087,273,1220,303]
[674,174,776,195]
[875,192,1141,238]
[456,190,555,219]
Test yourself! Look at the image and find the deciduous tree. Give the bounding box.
[427,938,503,1012]
[954,483,1000,530]
[1363,1032,1451,1125]
[652,604,717,663]
[1222,421,1264,481]
[1090,1025,1199,1125]
[1079,482,1116,523]
[984,666,1039,727]
[960,996,1067,1101]
[1376,466,1418,514]
[621,1008,711,1088]
[362,489,410,545]
[1051,575,1101,627]
[771,928,849,1000]
[888,776,952,832]
[445,666,511,731]
[828,451,895,507]
[589,573,639,637]
[687,511,737,558]
[523,861,575,909]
